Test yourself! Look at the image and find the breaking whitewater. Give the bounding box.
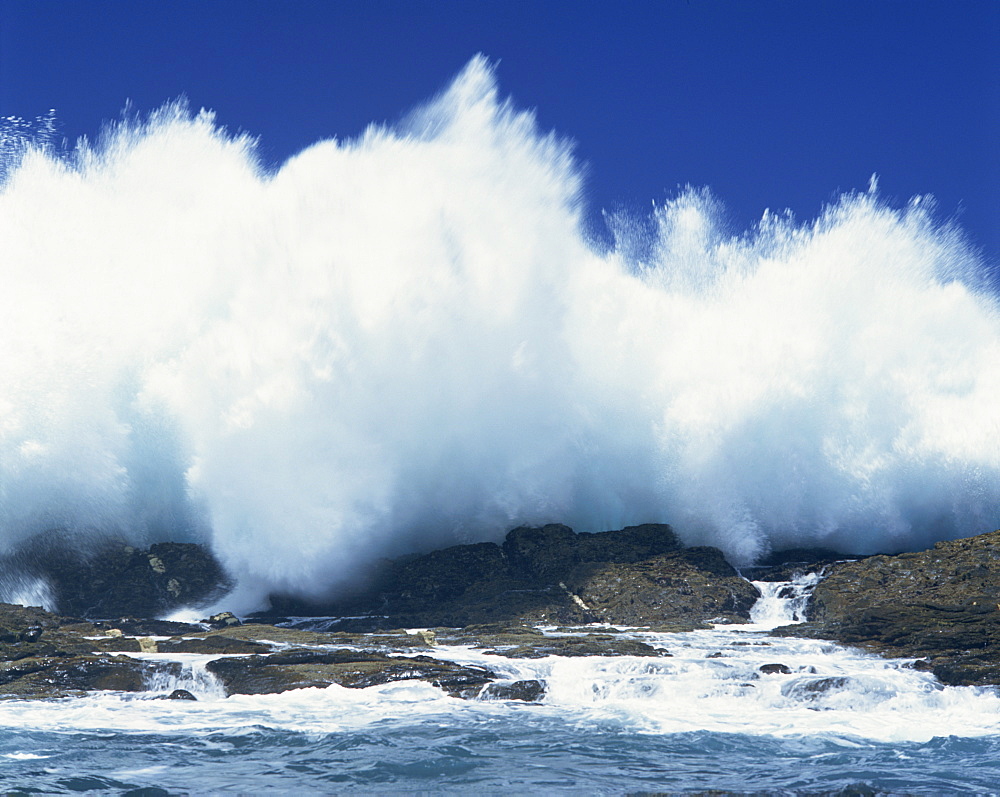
[3,583,1000,793]
[2,56,1000,793]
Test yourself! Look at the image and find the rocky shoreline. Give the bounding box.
[774,531,1000,686]
[2,522,1000,699]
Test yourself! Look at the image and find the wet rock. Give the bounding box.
[204,611,241,629]
[389,542,510,608]
[502,523,680,581]
[481,679,546,702]
[775,528,1000,686]
[564,547,762,626]
[486,633,665,659]
[166,689,197,700]
[204,623,431,650]
[204,648,496,697]
[0,602,72,640]
[0,603,104,663]
[437,623,544,647]
[262,523,754,629]
[20,626,43,643]
[0,654,180,698]
[156,636,271,655]
[9,533,232,618]
[96,636,143,653]
[100,618,206,637]
[780,676,852,700]
[758,663,792,675]
[742,547,852,582]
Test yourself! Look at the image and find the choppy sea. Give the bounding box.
[2,581,1000,795]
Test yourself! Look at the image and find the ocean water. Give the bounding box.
[3,55,1000,793]
[2,584,1000,794]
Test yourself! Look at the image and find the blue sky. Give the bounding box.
[2,0,998,264]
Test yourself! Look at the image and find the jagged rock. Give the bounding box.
[204,611,241,629]
[390,543,510,608]
[564,546,761,626]
[0,653,180,698]
[8,533,232,618]
[99,618,206,637]
[501,523,681,581]
[775,529,1000,686]
[482,679,546,701]
[742,547,852,582]
[0,603,104,663]
[261,523,754,629]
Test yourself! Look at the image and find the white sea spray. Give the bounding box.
[1,56,997,610]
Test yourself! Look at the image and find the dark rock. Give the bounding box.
[204,611,241,629]
[487,634,665,659]
[0,654,181,698]
[780,676,852,700]
[502,523,680,581]
[157,636,271,655]
[564,547,761,626]
[758,663,792,675]
[743,547,854,582]
[775,529,1000,686]
[8,532,232,618]
[21,626,43,643]
[99,618,206,637]
[389,543,509,607]
[0,602,71,640]
[501,524,577,580]
[166,689,197,700]
[205,648,496,697]
[481,679,546,702]
[262,523,752,629]
[0,603,105,664]
[807,532,1000,627]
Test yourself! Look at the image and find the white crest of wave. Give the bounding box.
[1,56,998,611]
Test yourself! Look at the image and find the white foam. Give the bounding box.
[0,624,995,743]
[1,56,997,610]
[139,653,227,700]
[748,572,822,629]
[406,626,1000,743]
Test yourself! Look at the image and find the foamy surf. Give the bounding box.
[0,579,997,793]
[0,582,996,745]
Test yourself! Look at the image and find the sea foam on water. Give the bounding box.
[1,56,998,611]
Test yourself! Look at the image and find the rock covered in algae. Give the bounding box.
[205,648,497,698]
[775,529,1000,686]
[264,523,760,629]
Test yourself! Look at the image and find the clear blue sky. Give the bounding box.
[2,0,998,264]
